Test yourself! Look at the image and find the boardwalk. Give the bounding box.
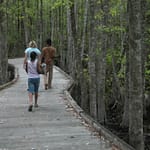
[0,58,112,150]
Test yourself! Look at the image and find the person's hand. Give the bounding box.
[23,63,26,69]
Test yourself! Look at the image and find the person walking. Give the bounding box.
[23,40,41,70]
[41,38,56,90]
[26,51,41,112]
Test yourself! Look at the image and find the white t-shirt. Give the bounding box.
[27,59,40,78]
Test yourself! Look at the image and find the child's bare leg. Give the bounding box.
[34,92,38,107]
[28,92,33,111]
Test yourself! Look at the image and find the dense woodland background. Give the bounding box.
[0,0,150,149]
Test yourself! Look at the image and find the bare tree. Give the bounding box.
[22,0,29,47]
[0,0,8,84]
[128,0,144,149]
[88,0,97,119]
[80,0,89,112]
[96,0,108,123]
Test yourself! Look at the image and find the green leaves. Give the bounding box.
[97,25,125,34]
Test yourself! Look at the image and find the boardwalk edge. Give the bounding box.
[0,65,19,90]
[54,65,135,150]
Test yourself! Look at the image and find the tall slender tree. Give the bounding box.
[80,0,89,113]
[22,0,29,47]
[96,0,108,123]
[128,0,144,149]
[88,0,97,119]
[0,0,8,84]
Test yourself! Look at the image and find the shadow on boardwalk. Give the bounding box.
[0,58,112,150]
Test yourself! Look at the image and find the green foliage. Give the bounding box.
[97,25,125,34]
[110,0,122,17]
[145,54,150,91]
[95,9,104,20]
[106,47,126,92]
[49,0,72,9]
[83,68,90,82]
[106,52,112,65]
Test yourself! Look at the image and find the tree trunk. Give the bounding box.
[121,33,129,127]
[88,0,97,119]
[80,0,89,112]
[66,2,75,76]
[128,0,144,149]
[22,0,29,47]
[39,0,43,48]
[96,0,108,123]
[0,0,8,85]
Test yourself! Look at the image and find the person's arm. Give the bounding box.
[40,49,45,63]
[51,48,56,60]
[23,53,27,69]
[38,54,41,63]
[36,48,42,63]
[37,60,42,74]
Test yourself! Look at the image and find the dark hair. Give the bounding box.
[46,38,51,46]
[30,51,37,61]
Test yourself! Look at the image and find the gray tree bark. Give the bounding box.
[0,0,8,85]
[80,0,89,112]
[66,2,75,76]
[128,0,144,149]
[88,0,97,119]
[96,0,108,123]
[22,0,29,47]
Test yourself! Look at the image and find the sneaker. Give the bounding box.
[28,105,33,112]
[34,104,38,108]
[45,84,48,90]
